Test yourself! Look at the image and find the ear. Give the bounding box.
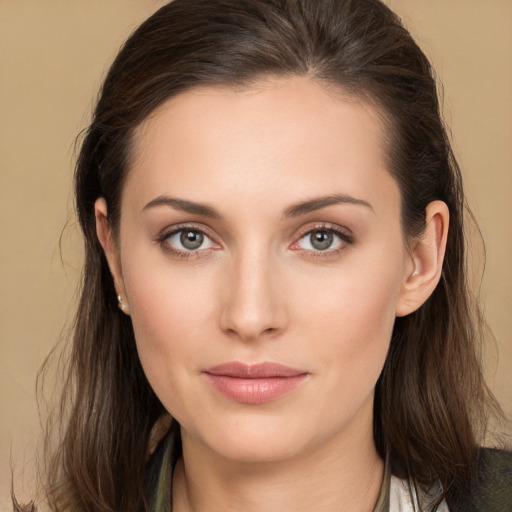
[395,200,449,317]
[95,197,130,314]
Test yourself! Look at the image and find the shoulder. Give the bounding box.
[448,448,512,512]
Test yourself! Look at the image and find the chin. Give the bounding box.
[183,413,325,464]
[209,435,308,464]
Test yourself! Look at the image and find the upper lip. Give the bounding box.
[204,362,307,378]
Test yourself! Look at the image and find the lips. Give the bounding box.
[203,362,308,404]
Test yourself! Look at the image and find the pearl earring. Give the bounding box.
[117,294,130,314]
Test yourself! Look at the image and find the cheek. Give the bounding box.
[290,248,405,376]
[300,257,402,325]
[121,255,218,386]
[124,266,224,428]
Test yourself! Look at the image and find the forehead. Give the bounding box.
[125,76,398,218]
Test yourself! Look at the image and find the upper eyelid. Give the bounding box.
[159,222,216,240]
[294,223,353,239]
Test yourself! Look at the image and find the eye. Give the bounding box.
[163,228,215,253]
[293,226,352,253]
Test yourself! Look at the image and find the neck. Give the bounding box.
[172,397,384,512]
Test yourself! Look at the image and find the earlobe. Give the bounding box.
[395,200,449,317]
[95,198,130,314]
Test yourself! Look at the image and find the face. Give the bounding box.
[103,77,417,462]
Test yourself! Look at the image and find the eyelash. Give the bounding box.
[291,224,354,260]
[158,224,219,260]
[157,223,354,260]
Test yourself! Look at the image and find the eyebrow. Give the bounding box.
[142,193,373,219]
[282,194,374,218]
[142,196,222,219]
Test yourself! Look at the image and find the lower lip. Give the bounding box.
[204,374,308,404]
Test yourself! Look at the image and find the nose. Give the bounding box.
[219,249,288,342]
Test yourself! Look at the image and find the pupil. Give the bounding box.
[311,230,333,250]
[180,230,203,250]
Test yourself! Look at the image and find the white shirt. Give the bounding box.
[389,475,450,511]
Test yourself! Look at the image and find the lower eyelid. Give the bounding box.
[304,246,348,261]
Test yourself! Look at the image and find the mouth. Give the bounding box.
[203,362,309,404]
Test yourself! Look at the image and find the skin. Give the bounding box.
[96,76,448,512]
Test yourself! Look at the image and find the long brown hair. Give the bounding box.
[18,0,506,510]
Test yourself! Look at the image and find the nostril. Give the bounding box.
[222,323,281,343]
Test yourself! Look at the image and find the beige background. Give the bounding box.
[1,0,511,508]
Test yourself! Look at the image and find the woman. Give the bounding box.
[16,0,511,511]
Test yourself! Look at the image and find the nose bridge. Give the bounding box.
[220,242,285,341]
